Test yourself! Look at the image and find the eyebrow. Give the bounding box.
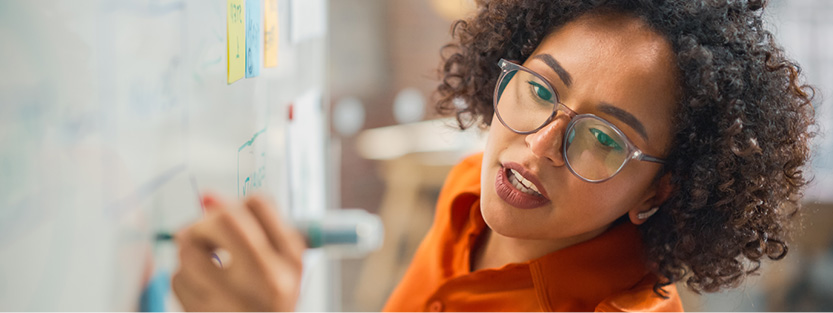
[532,54,572,87]
[598,103,649,141]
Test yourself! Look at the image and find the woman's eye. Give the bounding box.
[527,81,554,102]
[589,128,623,151]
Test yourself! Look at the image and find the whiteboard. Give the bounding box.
[0,0,332,310]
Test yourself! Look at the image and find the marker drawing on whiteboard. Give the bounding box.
[189,174,205,214]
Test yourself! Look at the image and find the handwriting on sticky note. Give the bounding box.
[245,0,262,78]
[264,0,279,68]
[227,0,245,84]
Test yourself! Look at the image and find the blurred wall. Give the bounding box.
[329,0,466,220]
[328,2,470,310]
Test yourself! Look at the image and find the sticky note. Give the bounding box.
[263,0,279,68]
[227,0,245,84]
[245,0,262,78]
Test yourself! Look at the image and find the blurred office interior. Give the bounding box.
[326,0,833,311]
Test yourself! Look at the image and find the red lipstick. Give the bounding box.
[494,163,550,209]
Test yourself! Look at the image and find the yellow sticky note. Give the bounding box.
[227,0,245,84]
[263,0,279,68]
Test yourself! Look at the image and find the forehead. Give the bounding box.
[544,12,674,73]
[528,11,679,150]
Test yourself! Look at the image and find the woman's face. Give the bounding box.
[481,12,679,243]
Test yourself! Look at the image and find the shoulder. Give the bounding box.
[595,275,684,312]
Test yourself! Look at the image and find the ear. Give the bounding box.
[629,173,674,225]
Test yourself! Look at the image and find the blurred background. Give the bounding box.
[325,0,833,311]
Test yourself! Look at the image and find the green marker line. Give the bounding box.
[238,127,268,198]
[238,127,267,152]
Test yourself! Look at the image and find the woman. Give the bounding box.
[171,0,816,311]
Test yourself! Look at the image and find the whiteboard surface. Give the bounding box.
[0,0,331,310]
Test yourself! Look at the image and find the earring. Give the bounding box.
[638,207,659,220]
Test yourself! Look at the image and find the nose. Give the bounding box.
[525,112,570,167]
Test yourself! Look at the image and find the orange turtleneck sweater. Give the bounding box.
[383,153,683,312]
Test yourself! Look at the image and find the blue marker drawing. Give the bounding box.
[245,0,262,77]
[104,163,187,218]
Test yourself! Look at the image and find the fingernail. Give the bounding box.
[202,194,216,207]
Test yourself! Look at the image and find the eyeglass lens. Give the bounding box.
[495,68,630,181]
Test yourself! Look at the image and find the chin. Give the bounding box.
[480,164,540,237]
[480,191,544,239]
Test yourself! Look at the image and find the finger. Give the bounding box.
[172,269,213,312]
[171,271,234,312]
[171,229,226,309]
[245,193,306,260]
[200,192,223,213]
[190,192,249,259]
[187,204,273,270]
[177,229,225,280]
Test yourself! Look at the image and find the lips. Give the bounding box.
[494,162,550,209]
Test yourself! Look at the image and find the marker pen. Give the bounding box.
[155,208,384,256]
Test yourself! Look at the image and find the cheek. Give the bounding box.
[480,164,497,207]
[575,175,651,218]
[553,170,648,219]
[484,116,518,156]
[481,125,507,204]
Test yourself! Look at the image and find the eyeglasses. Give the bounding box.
[493,58,665,183]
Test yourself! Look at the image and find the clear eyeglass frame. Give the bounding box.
[492,58,666,183]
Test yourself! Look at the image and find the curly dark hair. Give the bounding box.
[436,0,817,295]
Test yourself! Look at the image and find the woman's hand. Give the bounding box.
[171,193,306,312]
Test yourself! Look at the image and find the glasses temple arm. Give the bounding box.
[638,154,666,164]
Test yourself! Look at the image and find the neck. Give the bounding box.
[471,225,611,272]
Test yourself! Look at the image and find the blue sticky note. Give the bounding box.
[245,0,262,78]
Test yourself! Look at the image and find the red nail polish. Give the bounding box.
[202,194,216,207]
